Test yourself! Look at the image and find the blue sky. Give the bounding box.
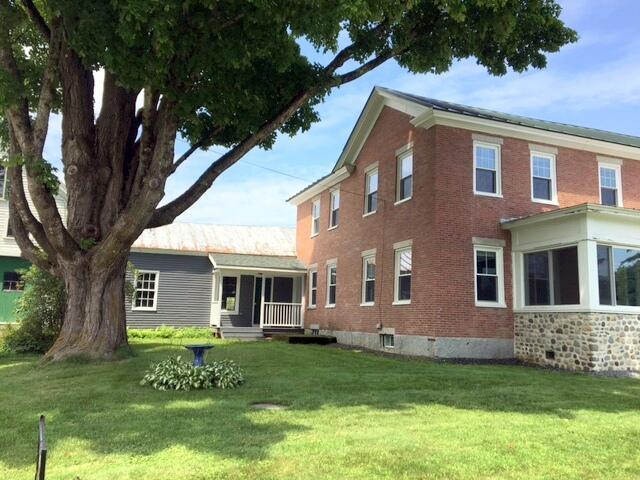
[45,0,640,228]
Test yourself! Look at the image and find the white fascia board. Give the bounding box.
[502,203,640,231]
[130,247,210,257]
[412,110,640,161]
[287,166,353,206]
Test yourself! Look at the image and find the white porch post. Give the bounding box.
[260,276,266,328]
[580,239,600,310]
[300,275,306,329]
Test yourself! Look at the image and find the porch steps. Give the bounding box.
[219,326,264,341]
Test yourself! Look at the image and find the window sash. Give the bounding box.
[133,271,159,310]
[475,250,498,303]
[308,270,318,307]
[531,153,555,202]
[362,255,376,304]
[474,143,501,195]
[394,247,412,302]
[598,245,640,307]
[599,164,622,206]
[311,200,320,235]
[329,190,340,227]
[397,153,413,201]
[327,265,337,306]
[365,169,378,213]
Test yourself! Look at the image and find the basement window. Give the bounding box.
[380,334,394,349]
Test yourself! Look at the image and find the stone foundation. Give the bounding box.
[515,312,640,372]
[307,329,514,359]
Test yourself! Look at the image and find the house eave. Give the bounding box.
[501,203,640,230]
[412,109,640,161]
[286,165,354,206]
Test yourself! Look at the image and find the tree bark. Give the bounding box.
[43,255,129,362]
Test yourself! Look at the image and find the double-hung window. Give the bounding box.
[599,161,622,207]
[523,247,579,306]
[329,189,340,228]
[364,167,378,215]
[474,142,501,196]
[396,151,413,203]
[474,245,505,307]
[311,198,321,236]
[597,245,640,306]
[361,251,376,305]
[133,270,159,311]
[531,152,557,203]
[221,275,240,314]
[0,166,6,200]
[393,241,412,303]
[326,261,337,307]
[308,268,318,308]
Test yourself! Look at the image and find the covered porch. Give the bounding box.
[209,253,306,338]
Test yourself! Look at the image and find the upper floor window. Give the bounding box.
[474,245,505,307]
[326,262,337,307]
[308,269,318,308]
[531,152,557,203]
[364,167,378,215]
[599,162,622,207]
[311,198,320,236]
[396,151,413,203]
[329,189,340,228]
[133,270,159,311]
[393,241,412,304]
[361,251,376,305]
[474,142,501,196]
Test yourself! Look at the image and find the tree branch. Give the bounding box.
[20,0,51,41]
[9,201,58,276]
[170,126,223,174]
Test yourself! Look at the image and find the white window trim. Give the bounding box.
[310,198,321,237]
[381,333,395,349]
[361,251,376,306]
[598,161,623,207]
[395,149,413,204]
[473,141,502,197]
[530,151,558,205]
[221,274,241,315]
[393,243,412,305]
[328,188,340,229]
[132,270,160,312]
[364,167,379,216]
[326,262,337,308]
[308,268,318,309]
[473,245,506,308]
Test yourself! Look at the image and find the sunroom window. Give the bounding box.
[524,247,579,306]
[597,245,640,306]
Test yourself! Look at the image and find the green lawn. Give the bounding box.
[1,338,639,480]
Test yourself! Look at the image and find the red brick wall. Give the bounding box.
[296,106,639,340]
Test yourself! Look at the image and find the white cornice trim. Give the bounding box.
[412,110,640,161]
[287,165,353,205]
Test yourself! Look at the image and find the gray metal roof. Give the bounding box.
[210,253,306,271]
[377,87,640,149]
[133,223,296,256]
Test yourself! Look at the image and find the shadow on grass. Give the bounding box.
[0,340,639,470]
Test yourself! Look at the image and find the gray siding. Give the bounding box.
[273,277,293,303]
[126,252,213,329]
[220,275,255,327]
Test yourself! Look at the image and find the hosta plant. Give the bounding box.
[141,357,244,391]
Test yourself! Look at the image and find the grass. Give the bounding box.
[1,338,639,480]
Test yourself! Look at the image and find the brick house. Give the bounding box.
[288,87,640,372]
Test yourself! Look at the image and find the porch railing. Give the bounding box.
[262,302,303,328]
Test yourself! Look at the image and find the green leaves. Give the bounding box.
[141,356,245,391]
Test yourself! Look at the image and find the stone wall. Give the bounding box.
[515,312,640,372]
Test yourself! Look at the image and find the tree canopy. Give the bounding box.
[0,0,576,360]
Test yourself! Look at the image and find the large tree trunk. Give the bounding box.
[43,256,129,362]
